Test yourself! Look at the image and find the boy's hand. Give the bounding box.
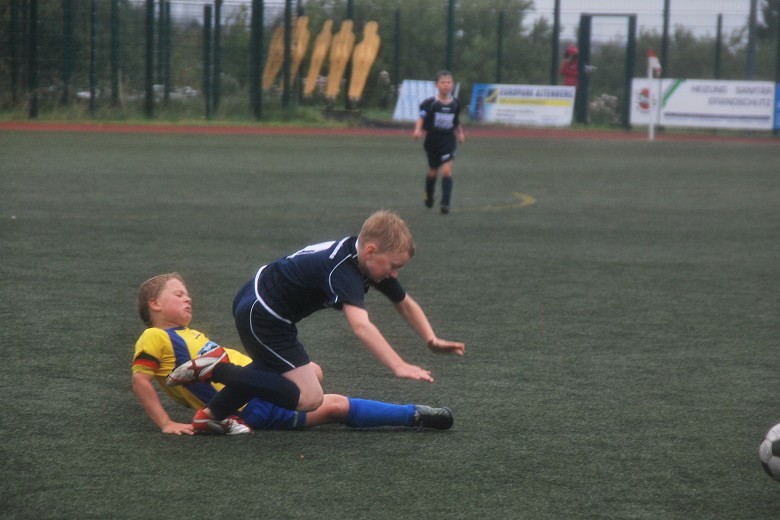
[161,420,195,435]
[393,362,434,383]
[428,338,465,356]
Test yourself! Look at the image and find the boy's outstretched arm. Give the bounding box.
[394,294,465,356]
[343,303,434,382]
[413,117,425,139]
[132,372,195,435]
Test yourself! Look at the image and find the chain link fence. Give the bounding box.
[1,0,776,122]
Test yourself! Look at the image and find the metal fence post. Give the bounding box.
[550,0,560,85]
[283,0,292,109]
[213,0,222,111]
[111,0,120,107]
[28,0,39,119]
[61,0,75,104]
[575,14,591,125]
[496,11,504,83]
[90,0,97,115]
[250,0,264,119]
[203,4,213,119]
[394,9,400,94]
[714,14,722,79]
[446,0,454,72]
[623,15,637,129]
[145,0,154,118]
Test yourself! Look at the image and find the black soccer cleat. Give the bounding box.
[414,405,453,430]
[440,205,450,215]
[424,193,434,208]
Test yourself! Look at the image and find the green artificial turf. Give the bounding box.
[1,129,779,519]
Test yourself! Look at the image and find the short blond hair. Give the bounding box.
[136,272,185,326]
[358,210,415,257]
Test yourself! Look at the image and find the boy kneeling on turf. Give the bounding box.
[167,210,465,428]
[132,272,454,435]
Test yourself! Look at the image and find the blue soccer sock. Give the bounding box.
[345,398,416,428]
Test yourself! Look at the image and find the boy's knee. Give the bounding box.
[297,389,324,412]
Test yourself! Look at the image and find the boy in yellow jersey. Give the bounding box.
[132,273,454,435]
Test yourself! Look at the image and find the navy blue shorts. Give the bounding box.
[232,279,311,373]
[424,132,457,168]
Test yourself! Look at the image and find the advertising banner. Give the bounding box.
[775,84,780,132]
[469,83,576,127]
[392,80,460,122]
[630,79,775,130]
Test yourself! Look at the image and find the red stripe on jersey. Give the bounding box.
[133,355,159,371]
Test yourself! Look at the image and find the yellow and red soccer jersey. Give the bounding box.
[132,326,251,409]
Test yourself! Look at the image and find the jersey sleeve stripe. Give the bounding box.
[133,355,159,371]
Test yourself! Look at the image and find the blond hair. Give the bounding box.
[358,210,415,257]
[136,272,185,326]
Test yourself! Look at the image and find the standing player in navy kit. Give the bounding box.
[414,70,466,214]
[172,210,465,423]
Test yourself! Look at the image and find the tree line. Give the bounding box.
[0,0,777,119]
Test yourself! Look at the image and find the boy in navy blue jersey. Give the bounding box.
[169,210,465,423]
[136,273,454,434]
[414,70,466,214]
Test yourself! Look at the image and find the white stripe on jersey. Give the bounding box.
[248,300,296,369]
[254,265,292,325]
[329,236,350,259]
[328,253,358,307]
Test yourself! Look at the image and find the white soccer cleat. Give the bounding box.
[165,346,228,387]
[192,409,253,435]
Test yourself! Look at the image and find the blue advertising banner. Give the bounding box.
[775,84,780,131]
[468,83,575,127]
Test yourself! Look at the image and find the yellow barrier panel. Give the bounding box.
[290,17,310,85]
[264,18,380,103]
[263,18,310,91]
[325,20,355,100]
[348,21,380,103]
[303,19,333,97]
[262,25,284,90]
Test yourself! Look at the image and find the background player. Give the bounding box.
[414,70,466,214]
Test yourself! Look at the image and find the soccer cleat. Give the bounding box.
[424,193,434,208]
[414,405,453,430]
[440,205,450,215]
[166,346,229,386]
[192,409,253,435]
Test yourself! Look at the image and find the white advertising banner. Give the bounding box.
[392,80,460,122]
[630,79,775,130]
[469,83,576,127]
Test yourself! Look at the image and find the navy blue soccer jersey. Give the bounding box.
[419,96,461,134]
[253,236,406,324]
